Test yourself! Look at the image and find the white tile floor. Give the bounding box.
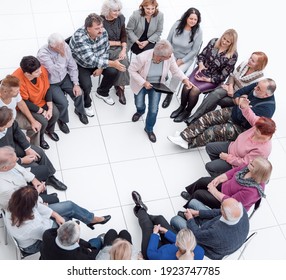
[0,0,285,260]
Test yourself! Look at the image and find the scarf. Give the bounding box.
[231,61,264,91]
[235,166,266,198]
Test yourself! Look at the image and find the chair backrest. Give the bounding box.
[0,208,40,260]
[222,231,258,260]
[248,198,262,220]
[65,36,72,45]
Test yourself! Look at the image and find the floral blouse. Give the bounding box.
[197,38,238,84]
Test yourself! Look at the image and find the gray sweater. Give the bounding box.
[187,208,249,259]
[167,21,203,64]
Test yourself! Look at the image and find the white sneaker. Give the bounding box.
[167,135,188,149]
[95,93,115,105]
[85,106,95,117]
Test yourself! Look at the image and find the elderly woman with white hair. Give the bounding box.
[100,0,130,105]
[129,39,193,142]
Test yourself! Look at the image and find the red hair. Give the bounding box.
[255,117,276,136]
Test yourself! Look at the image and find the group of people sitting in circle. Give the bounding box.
[0,0,276,260]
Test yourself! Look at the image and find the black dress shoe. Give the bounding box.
[74,110,89,125]
[58,120,70,134]
[45,131,60,141]
[40,139,50,150]
[144,129,156,143]
[132,191,148,211]
[170,106,184,118]
[177,211,187,220]
[184,115,196,126]
[46,175,67,191]
[181,191,191,201]
[174,110,191,123]
[115,86,126,105]
[162,94,173,108]
[132,112,142,122]
[87,215,111,229]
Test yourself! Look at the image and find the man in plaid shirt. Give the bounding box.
[69,13,126,117]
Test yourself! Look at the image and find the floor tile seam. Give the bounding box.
[29,0,41,48]
[264,199,284,226]
[250,224,286,232]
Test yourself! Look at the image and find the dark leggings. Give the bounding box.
[180,85,201,113]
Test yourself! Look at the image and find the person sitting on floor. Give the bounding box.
[40,220,103,260]
[37,32,89,132]
[6,185,111,255]
[131,190,204,260]
[180,157,272,212]
[0,106,67,191]
[171,198,249,260]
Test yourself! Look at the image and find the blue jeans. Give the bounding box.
[170,199,210,232]
[49,201,94,224]
[88,237,103,249]
[134,88,162,132]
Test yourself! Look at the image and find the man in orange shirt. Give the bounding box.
[12,56,60,150]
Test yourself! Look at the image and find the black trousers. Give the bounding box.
[184,177,222,209]
[137,208,175,260]
[77,64,119,107]
[16,144,56,180]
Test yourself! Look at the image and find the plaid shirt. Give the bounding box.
[69,26,109,69]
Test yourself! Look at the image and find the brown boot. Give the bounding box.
[115,86,126,105]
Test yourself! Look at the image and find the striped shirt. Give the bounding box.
[69,26,109,69]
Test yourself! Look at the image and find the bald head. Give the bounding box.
[221,198,243,222]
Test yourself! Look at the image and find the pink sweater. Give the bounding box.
[226,107,272,166]
[222,165,265,211]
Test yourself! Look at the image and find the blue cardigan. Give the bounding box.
[147,230,204,260]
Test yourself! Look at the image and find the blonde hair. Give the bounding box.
[109,238,132,260]
[250,157,272,184]
[215,29,238,58]
[175,228,196,260]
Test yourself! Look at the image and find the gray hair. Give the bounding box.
[0,146,16,169]
[153,39,173,57]
[101,0,122,17]
[222,199,243,222]
[48,33,65,47]
[57,221,80,246]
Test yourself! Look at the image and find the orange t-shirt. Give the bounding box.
[12,66,50,108]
